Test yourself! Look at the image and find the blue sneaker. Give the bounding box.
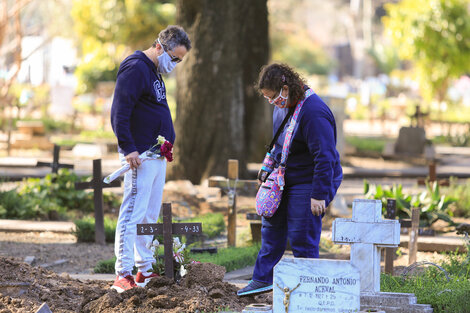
[237,280,273,296]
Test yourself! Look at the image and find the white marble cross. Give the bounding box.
[332,199,400,293]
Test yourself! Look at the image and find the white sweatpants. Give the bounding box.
[114,153,166,277]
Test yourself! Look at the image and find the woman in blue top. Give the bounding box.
[238,63,343,296]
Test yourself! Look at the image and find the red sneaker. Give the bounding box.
[110,275,136,293]
[135,272,159,287]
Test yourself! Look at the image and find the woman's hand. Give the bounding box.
[311,198,326,216]
[125,151,141,170]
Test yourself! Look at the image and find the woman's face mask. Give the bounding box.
[157,51,177,74]
[265,88,288,108]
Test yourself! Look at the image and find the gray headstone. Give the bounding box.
[273,257,360,313]
[394,127,426,155]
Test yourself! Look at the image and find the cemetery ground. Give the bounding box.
[1,146,470,311]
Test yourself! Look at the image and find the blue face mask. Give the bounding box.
[157,51,177,74]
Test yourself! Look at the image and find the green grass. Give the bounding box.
[73,216,117,243]
[445,177,470,218]
[94,242,261,274]
[94,256,117,274]
[345,135,389,154]
[191,243,261,272]
[382,248,470,313]
[0,188,37,219]
[181,213,226,239]
[381,273,470,313]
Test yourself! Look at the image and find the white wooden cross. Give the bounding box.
[332,199,400,293]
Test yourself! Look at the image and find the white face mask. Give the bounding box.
[157,51,177,74]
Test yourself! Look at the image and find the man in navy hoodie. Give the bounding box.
[110,25,191,293]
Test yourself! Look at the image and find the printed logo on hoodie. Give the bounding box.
[153,79,166,101]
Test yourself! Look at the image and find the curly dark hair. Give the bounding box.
[256,63,307,107]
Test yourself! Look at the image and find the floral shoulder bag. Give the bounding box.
[256,89,314,217]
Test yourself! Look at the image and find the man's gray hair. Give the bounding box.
[154,25,191,51]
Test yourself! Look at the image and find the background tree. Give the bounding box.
[383,0,470,106]
[0,0,35,155]
[71,0,176,94]
[173,0,270,183]
[268,1,333,76]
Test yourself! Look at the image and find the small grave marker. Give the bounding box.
[384,199,427,273]
[332,199,400,292]
[208,159,258,246]
[417,162,450,186]
[273,257,360,313]
[137,203,202,279]
[75,159,121,245]
[35,302,53,313]
[384,199,397,275]
[36,144,74,173]
[408,207,420,265]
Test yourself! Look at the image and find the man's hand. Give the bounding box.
[311,198,326,216]
[125,151,141,170]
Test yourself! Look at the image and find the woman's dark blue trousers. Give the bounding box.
[252,183,322,284]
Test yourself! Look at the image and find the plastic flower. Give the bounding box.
[147,239,160,253]
[173,237,186,263]
[148,236,197,278]
[157,135,166,146]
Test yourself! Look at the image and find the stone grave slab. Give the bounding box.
[361,292,433,313]
[243,304,273,312]
[273,257,360,313]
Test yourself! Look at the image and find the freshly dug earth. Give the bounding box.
[0,257,271,313]
[0,231,114,275]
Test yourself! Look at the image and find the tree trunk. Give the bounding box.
[173,0,270,183]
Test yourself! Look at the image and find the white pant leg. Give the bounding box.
[134,158,166,273]
[114,154,166,276]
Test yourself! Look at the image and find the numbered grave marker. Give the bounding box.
[137,203,202,279]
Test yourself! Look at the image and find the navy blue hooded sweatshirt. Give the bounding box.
[272,90,343,206]
[111,51,175,156]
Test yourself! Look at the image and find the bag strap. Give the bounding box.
[265,106,295,153]
[279,89,314,166]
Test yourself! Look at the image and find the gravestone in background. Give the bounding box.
[273,257,360,313]
[322,95,346,159]
[394,126,427,155]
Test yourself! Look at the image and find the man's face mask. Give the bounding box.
[157,51,177,74]
[157,39,180,74]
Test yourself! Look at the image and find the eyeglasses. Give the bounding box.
[167,50,182,63]
[158,39,182,63]
[264,88,284,104]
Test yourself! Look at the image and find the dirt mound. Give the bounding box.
[0,257,272,313]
